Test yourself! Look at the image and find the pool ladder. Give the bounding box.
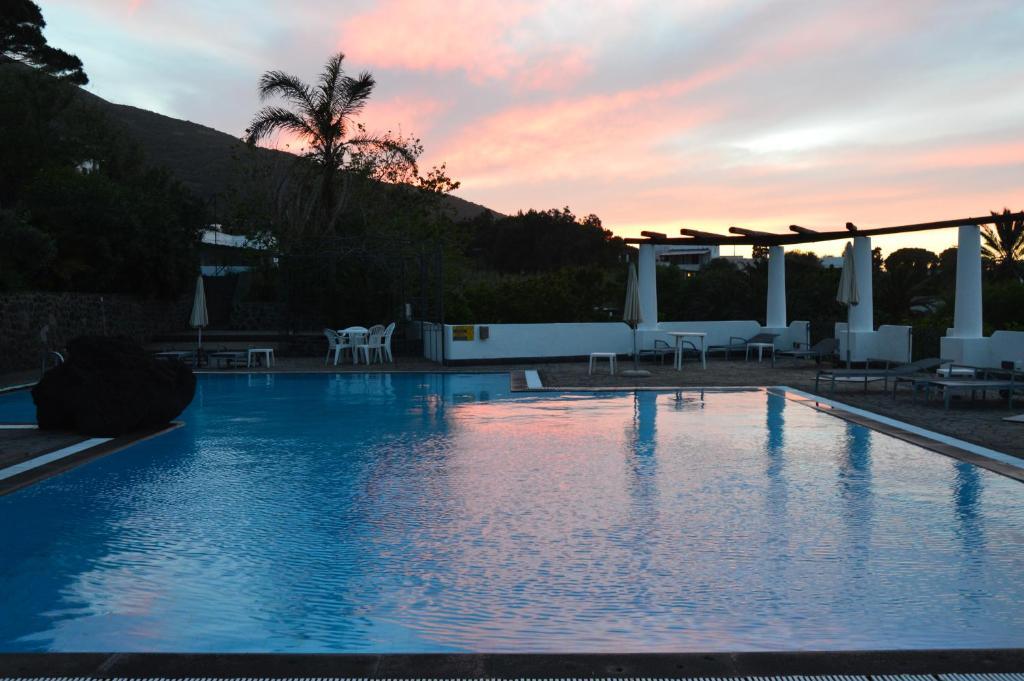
[41,350,64,375]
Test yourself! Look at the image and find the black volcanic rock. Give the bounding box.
[32,336,195,437]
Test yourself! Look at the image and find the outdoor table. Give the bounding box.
[338,327,368,365]
[746,341,775,363]
[247,348,275,368]
[667,331,706,370]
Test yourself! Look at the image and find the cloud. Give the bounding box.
[361,96,450,137]
[432,67,733,188]
[37,0,1024,256]
[337,0,591,89]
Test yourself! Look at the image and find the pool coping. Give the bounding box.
[1,649,1022,677]
[776,386,1024,483]
[0,422,183,496]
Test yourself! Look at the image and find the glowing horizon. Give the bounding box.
[39,0,1024,257]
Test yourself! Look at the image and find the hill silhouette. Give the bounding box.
[74,87,496,222]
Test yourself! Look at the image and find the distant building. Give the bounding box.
[199,225,272,276]
[655,244,720,272]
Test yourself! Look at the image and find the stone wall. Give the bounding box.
[0,292,190,373]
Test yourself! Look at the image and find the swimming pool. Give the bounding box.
[1,373,1022,653]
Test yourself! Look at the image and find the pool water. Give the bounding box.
[0,373,1022,653]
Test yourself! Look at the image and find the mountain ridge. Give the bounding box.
[74,87,498,223]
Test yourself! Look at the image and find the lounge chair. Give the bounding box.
[815,357,946,394]
[776,338,837,365]
[707,332,779,362]
[906,364,1022,409]
[634,337,675,364]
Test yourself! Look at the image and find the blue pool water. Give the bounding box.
[0,373,1022,653]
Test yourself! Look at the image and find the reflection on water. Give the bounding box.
[0,376,1022,653]
[954,462,984,552]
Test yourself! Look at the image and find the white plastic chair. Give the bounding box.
[323,328,343,365]
[357,325,386,365]
[382,322,396,363]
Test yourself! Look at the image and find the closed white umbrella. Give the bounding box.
[836,243,858,367]
[622,263,649,376]
[190,274,209,348]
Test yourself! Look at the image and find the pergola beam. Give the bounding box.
[728,226,777,237]
[788,224,818,235]
[680,228,728,240]
[623,212,1024,246]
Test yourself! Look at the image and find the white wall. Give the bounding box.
[444,322,634,361]
[941,330,1024,368]
[441,320,811,362]
[836,323,912,364]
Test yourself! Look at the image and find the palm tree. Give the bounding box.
[245,52,380,229]
[981,208,1024,280]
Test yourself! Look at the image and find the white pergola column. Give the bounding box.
[766,245,786,328]
[849,236,874,332]
[952,225,983,338]
[638,243,659,329]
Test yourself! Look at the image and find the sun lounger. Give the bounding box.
[905,363,1023,409]
[815,357,945,394]
[915,377,1019,410]
[776,338,837,365]
[707,332,779,361]
[638,339,676,365]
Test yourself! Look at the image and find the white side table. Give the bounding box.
[589,352,617,375]
[745,342,774,363]
[247,348,274,368]
[667,332,707,370]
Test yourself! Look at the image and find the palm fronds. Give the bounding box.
[981,208,1024,279]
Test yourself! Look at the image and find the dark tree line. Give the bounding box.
[0,1,203,297]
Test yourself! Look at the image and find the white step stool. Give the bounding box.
[589,352,617,375]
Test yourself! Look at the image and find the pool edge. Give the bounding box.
[1,649,1022,677]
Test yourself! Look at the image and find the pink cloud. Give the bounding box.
[361,96,450,137]
[431,66,736,188]
[901,140,1024,171]
[338,0,592,89]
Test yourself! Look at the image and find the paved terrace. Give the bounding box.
[3,356,1021,460]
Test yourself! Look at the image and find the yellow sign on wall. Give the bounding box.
[452,325,475,341]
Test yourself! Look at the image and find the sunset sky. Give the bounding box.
[41,0,1024,256]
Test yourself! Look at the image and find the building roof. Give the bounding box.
[200,227,267,250]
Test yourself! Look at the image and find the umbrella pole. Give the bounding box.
[633,325,639,371]
[846,308,852,369]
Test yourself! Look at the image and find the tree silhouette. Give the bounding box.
[245,52,409,231]
[0,0,87,84]
[981,208,1024,280]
